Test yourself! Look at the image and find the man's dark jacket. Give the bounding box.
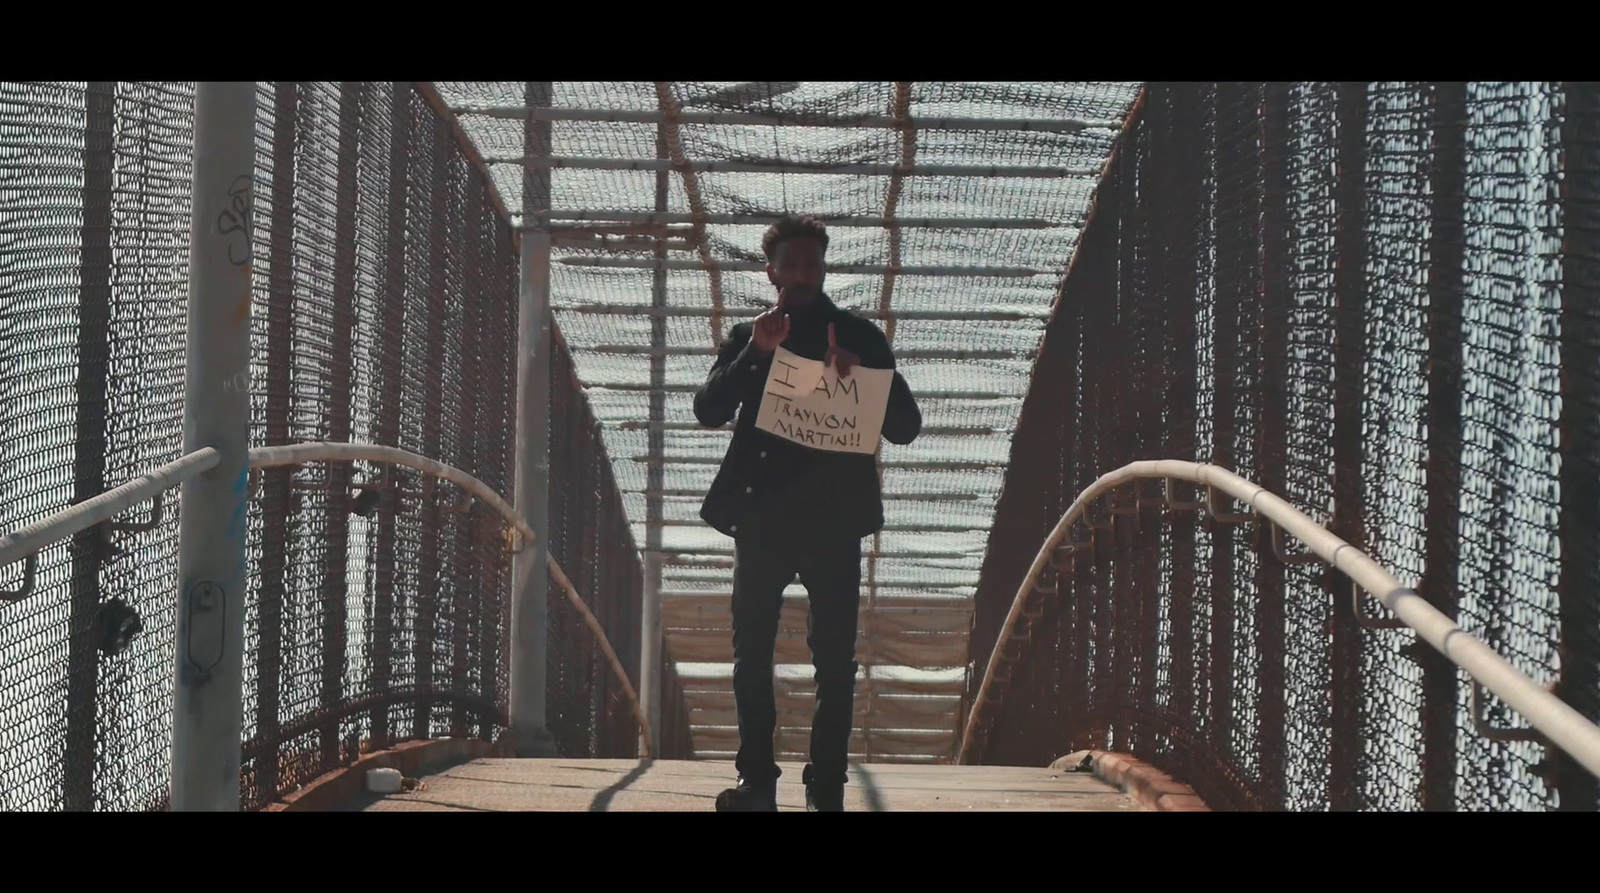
[693,293,921,541]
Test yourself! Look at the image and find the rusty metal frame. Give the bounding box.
[456,105,1123,132]
[247,441,655,757]
[955,460,1600,782]
[528,209,1072,229]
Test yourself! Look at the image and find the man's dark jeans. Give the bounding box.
[730,522,861,789]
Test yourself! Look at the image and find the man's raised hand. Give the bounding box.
[825,321,859,378]
[752,288,792,353]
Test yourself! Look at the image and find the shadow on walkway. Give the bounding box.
[588,758,654,812]
[849,759,886,812]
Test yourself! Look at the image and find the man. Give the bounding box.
[693,214,922,811]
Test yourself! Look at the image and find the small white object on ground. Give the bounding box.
[367,767,403,794]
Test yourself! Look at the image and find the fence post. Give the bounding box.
[640,554,663,755]
[510,81,556,757]
[1555,81,1600,812]
[65,80,116,813]
[638,124,668,758]
[170,80,256,812]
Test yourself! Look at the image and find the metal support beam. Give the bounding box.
[454,105,1124,133]
[641,554,663,753]
[647,519,991,533]
[583,344,1031,361]
[171,81,255,812]
[662,556,965,570]
[650,547,981,560]
[638,122,668,758]
[551,232,695,253]
[865,82,916,690]
[528,210,1070,230]
[594,383,1015,401]
[611,420,998,436]
[661,575,976,591]
[65,80,115,811]
[652,82,727,343]
[630,454,1008,470]
[485,155,1102,179]
[657,586,973,598]
[556,256,1053,277]
[510,80,556,758]
[628,487,984,501]
[554,303,1050,322]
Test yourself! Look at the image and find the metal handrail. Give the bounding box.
[956,459,1600,782]
[248,442,655,757]
[0,440,655,758]
[0,448,221,569]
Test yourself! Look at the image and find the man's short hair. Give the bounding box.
[762,214,829,261]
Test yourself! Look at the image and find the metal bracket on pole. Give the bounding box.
[1271,522,1322,566]
[0,554,38,603]
[181,580,227,682]
[1206,485,1256,524]
[1471,681,1551,746]
[109,492,164,533]
[1051,541,1087,571]
[504,526,528,554]
[1350,580,1407,630]
[1164,478,1207,511]
[1135,481,1167,509]
[1107,484,1141,516]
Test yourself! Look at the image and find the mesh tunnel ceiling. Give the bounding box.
[435,81,1144,685]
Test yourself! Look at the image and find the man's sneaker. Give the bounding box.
[802,764,844,812]
[804,782,844,812]
[714,776,777,812]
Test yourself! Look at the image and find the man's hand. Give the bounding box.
[825,322,859,378]
[751,288,792,353]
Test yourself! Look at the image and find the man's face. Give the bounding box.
[767,236,825,307]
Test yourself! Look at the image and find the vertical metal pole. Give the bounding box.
[640,561,662,756]
[1157,82,1201,785]
[171,80,256,812]
[1253,81,1290,809]
[1555,81,1600,813]
[321,80,361,774]
[1327,80,1370,811]
[65,80,116,813]
[639,126,668,757]
[1207,83,1242,770]
[511,81,556,757]
[1419,80,1468,812]
[255,79,297,807]
[369,85,410,751]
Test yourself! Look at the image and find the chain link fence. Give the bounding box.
[0,81,690,811]
[966,81,1600,812]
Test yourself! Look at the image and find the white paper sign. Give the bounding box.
[754,346,893,454]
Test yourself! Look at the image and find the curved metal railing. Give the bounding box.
[0,440,653,757]
[249,441,653,755]
[0,448,221,589]
[958,459,1600,782]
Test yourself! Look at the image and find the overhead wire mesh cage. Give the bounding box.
[436,81,1145,761]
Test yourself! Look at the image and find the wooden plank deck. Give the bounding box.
[346,758,1145,812]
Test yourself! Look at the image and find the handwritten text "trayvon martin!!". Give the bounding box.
[753,346,892,456]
